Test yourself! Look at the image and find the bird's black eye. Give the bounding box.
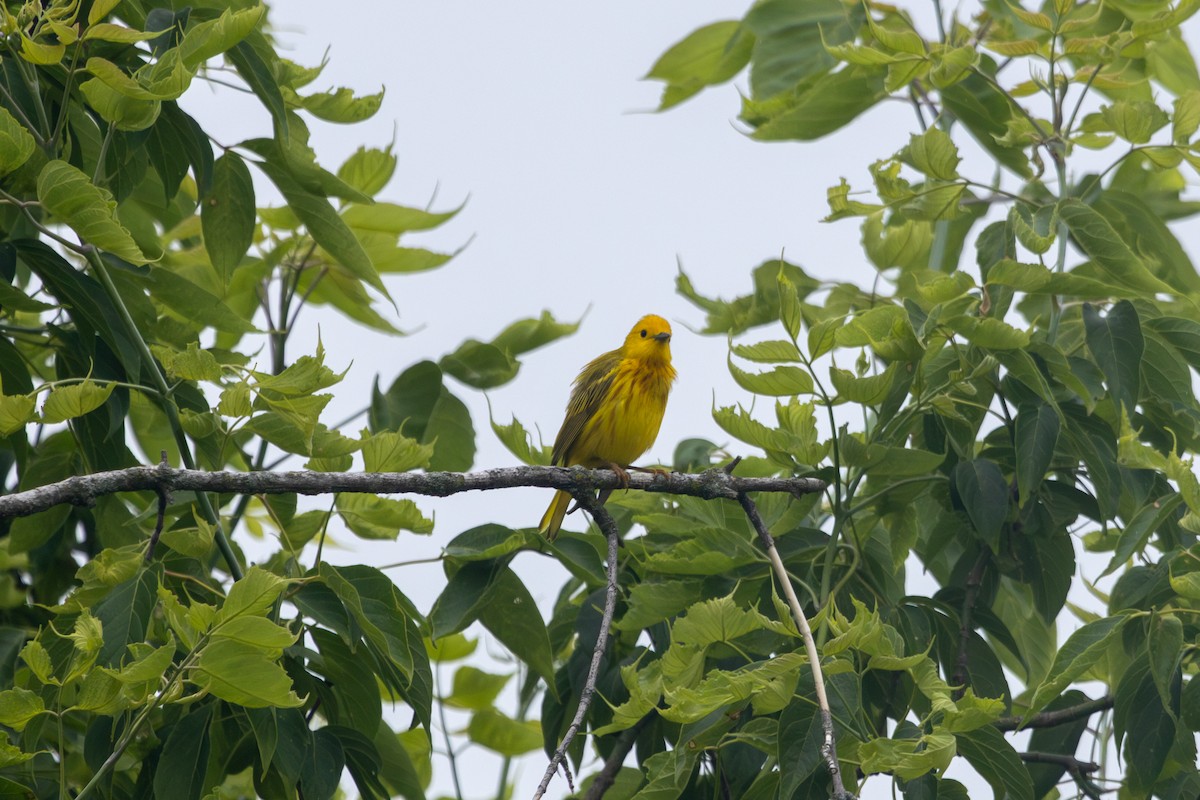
[640,329,647,338]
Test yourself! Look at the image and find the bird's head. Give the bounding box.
[624,314,673,360]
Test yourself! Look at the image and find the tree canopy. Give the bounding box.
[1,1,1200,799]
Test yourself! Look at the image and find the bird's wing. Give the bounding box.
[551,348,621,465]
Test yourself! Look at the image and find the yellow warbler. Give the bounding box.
[538,314,677,539]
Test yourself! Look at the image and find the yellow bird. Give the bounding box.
[538,314,677,539]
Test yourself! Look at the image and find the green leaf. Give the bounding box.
[147,267,257,334]
[360,429,433,472]
[254,158,386,297]
[466,709,541,756]
[153,703,213,800]
[490,413,550,466]
[445,666,510,711]
[370,361,476,472]
[297,86,384,123]
[40,380,114,424]
[194,639,303,707]
[729,357,813,396]
[0,393,36,436]
[80,78,162,131]
[1101,100,1170,144]
[955,724,1034,800]
[203,152,256,286]
[1148,612,1184,716]
[1173,90,1200,143]
[151,343,223,382]
[941,70,1032,177]
[646,21,754,110]
[829,365,894,405]
[226,40,289,139]
[342,201,460,236]
[336,494,432,538]
[1059,201,1174,296]
[1082,301,1144,412]
[214,566,288,625]
[0,688,45,732]
[37,161,148,264]
[337,145,397,197]
[93,568,158,667]
[904,126,960,179]
[0,107,37,176]
[477,567,555,686]
[953,459,1008,551]
[1115,657,1176,793]
[1014,402,1059,508]
[1027,616,1128,719]
[743,0,858,98]
[745,66,887,141]
[1103,494,1183,578]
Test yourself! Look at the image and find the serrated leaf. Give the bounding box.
[37,161,148,263]
[360,429,433,472]
[905,126,960,179]
[336,494,433,538]
[0,107,36,177]
[729,357,813,396]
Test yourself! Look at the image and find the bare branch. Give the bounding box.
[0,464,827,520]
[737,492,856,800]
[534,494,622,800]
[993,695,1114,732]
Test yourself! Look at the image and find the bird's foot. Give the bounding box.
[631,465,671,480]
[607,462,631,489]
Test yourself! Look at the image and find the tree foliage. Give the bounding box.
[3,0,1200,799]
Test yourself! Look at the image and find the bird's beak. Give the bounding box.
[654,332,671,342]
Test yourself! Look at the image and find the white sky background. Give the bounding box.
[176,1,1200,798]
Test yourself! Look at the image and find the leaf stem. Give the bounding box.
[84,249,243,579]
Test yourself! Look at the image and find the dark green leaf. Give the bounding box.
[370,361,475,471]
[202,152,255,287]
[952,459,1009,551]
[955,724,1033,800]
[299,727,345,800]
[1061,201,1174,296]
[1028,615,1128,718]
[153,703,213,800]
[1014,402,1059,508]
[745,66,887,141]
[93,568,158,667]
[254,157,386,296]
[477,566,555,686]
[1103,494,1183,578]
[1115,656,1175,793]
[1082,301,1144,412]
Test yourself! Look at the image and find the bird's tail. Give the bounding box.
[539,490,572,540]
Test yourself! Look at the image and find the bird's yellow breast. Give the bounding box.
[566,355,673,468]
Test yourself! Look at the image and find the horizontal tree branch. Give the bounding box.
[993,695,1114,732]
[0,464,827,520]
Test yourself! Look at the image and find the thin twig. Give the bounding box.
[1019,751,1099,773]
[144,452,171,563]
[533,496,621,800]
[993,694,1114,732]
[581,712,655,800]
[737,492,855,800]
[0,464,827,520]
[1020,751,1104,800]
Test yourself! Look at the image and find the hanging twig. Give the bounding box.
[581,712,655,800]
[737,491,855,800]
[143,452,172,563]
[0,463,827,519]
[533,494,622,800]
